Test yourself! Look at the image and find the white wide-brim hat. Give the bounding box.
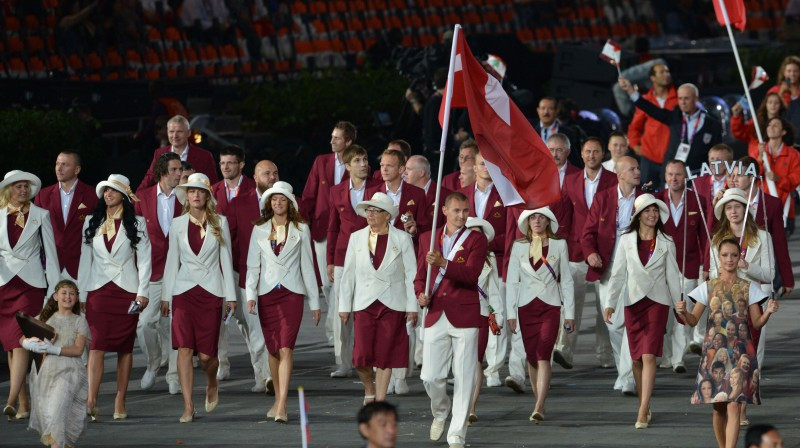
[0,170,42,199]
[260,181,298,212]
[632,194,669,223]
[518,206,559,235]
[96,174,139,202]
[355,192,399,219]
[714,188,748,220]
[466,217,494,242]
[176,173,215,206]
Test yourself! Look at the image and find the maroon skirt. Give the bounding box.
[86,282,138,353]
[257,287,304,355]
[624,297,669,361]
[172,285,223,357]
[353,300,408,369]
[477,325,489,364]
[0,276,45,350]
[518,298,560,363]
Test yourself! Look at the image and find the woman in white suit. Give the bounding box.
[603,194,682,429]
[0,170,59,421]
[246,181,320,423]
[78,174,151,421]
[161,173,236,423]
[338,193,418,404]
[506,207,573,424]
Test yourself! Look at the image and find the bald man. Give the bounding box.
[216,159,279,392]
[581,156,645,394]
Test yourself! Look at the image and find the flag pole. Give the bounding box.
[740,179,755,247]
[298,386,309,448]
[681,180,687,301]
[688,177,718,274]
[758,176,777,299]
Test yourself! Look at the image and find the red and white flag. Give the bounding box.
[749,66,769,90]
[599,39,621,67]
[713,0,746,31]
[438,30,560,209]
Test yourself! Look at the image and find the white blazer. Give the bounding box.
[477,252,505,326]
[77,215,152,302]
[245,220,320,310]
[708,229,774,293]
[606,231,682,310]
[506,239,574,321]
[0,205,60,296]
[338,226,417,314]
[162,214,237,303]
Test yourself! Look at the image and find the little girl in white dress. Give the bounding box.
[21,280,89,448]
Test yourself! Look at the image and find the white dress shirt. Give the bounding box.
[748,191,760,217]
[156,183,177,237]
[349,178,367,210]
[423,179,432,194]
[584,168,603,209]
[558,163,568,187]
[225,175,244,202]
[59,182,77,224]
[681,109,705,143]
[601,159,617,173]
[540,120,559,141]
[616,186,636,236]
[440,226,464,274]
[669,192,684,226]
[171,144,190,162]
[712,175,727,197]
[334,154,345,185]
[474,182,493,218]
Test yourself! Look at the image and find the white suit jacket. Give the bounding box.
[506,239,574,320]
[477,252,505,327]
[0,205,60,296]
[77,216,152,302]
[162,214,237,303]
[708,229,774,293]
[605,231,682,310]
[245,220,320,310]
[338,226,417,313]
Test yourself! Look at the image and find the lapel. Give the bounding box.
[323,153,335,188]
[575,170,590,211]
[0,208,9,251]
[48,185,66,231]
[109,218,128,256]
[181,216,213,259]
[258,220,299,263]
[376,228,400,273]
[14,207,40,249]
[745,238,759,263]
[484,185,501,219]
[65,183,84,227]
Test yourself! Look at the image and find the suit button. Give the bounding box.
[443,293,447,296]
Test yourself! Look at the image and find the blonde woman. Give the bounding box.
[506,207,573,423]
[1,171,59,421]
[78,174,151,421]
[246,181,320,423]
[162,173,236,423]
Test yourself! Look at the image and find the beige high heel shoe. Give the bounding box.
[3,405,17,422]
[179,409,196,423]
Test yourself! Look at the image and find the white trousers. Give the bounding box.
[331,266,353,370]
[596,271,634,390]
[315,239,334,344]
[483,282,507,380]
[217,274,269,383]
[137,280,170,374]
[421,313,478,446]
[661,277,698,367]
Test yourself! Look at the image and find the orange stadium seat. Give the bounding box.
[27,36,45,52]
[48,55,64,71]
[347,16,364,31]
[5,17,21,32]
[28,57,47,77]
[7,37,24,53]
[66,54,84,71]
[45,14,57,28]
[106,48,123,67]
[291,0,307,15]
[25,15,41,30]
[425,12,443,28]
[310,0,327,14]
[350,0,366,12]
[9,58,26,78]
[346,35,364,52]
[329,16,345,32]
[330,1,347,13]
[86,52,102,70]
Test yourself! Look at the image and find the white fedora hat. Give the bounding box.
[355,192,399,219]
[714,188,749,220]
[466,217,494,243]
[176,173,215,206]
[96,174,139,202]
[632,194,669,224]
[261,181,299,212]
[518,206,559,235]
[0,170,42,199]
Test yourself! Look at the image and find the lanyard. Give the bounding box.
[540,256,558,281]
[681,113,702,144]
[740,235,748,259]
[644,238,656,264]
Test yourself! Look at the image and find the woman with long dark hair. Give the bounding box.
[603,194,682,428]
[246,181,320,423]
[0,170,60,421]
[78,174,151,421]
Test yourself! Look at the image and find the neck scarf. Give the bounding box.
[7,203,27,229]
[99,206,123,239]
[529,235,543,260]
[270,219,286,244]
[189,212,207,239]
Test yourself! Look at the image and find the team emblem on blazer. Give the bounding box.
[79,215,86,221]
[78,203,87,209]
[407,200,415,206]
[494,200,502,207]
[339,207,345,211]
[688,211,698,215]
[456,256,465,263]
[457,246,464,251]
[321,180,327,184]
[690,220,696,226]
[600,217,605,222]
[703,133,712,144]
[493,211,501,218]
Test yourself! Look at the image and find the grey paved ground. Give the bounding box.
[3,241,800,447]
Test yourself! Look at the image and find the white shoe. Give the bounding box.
[192,356,199,368]
[251,379,266,393]
[449,444,464,448]
[216,367,230,381]
[622,382,637,396]
[140,370,157,390]
[168,380,180,395]
[429,418,446,441]
[330,367,351,378]
[394,378,409,395]
[504,376,524,393]
[386,378,395,395]
[658,361,672,369]
[486,375,502,387]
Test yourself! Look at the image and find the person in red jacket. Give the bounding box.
[138,115,219,191]
[730,92,786,161]
[757,117,800,227]
[441,140,478,193]
[626,63,678,187]
[766,55,800,106]
[211,145,256,214]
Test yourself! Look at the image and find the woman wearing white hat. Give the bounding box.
[603,194,682,429]
[78,174,152,421]
[506,207,573,423]
[463,216,504,426]
[0,170,60,421]
[161,173,236,423]
[246,181,320,423]
[338,192,418,404]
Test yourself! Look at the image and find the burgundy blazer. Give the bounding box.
[300,153,350,242]
[656,189,707,280]
[581,186,645,282]
[326,178,381,267]
[562,168,618,262]
[458,184,507,277]
[692,174,728,231]
[365,181,430,236]
[226,188,263,288]
[414,227,488,328]
[138,144,219,191]
[441,171,461,193]
[212,175,256,215]
[34,181,98,279]
[134,184,183,281]
[424,181,453,224]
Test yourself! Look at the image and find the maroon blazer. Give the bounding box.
[581,186,645,282]
[423,181,453,224]
[34,181,98,279]
[134,184,183,281]
[226,188,263,288]
[458,184,507,277]
[300,153,350,242]
[561,167,618,262]
[138,144,219,191]
[692,174,728,231]
[656,189,707,280]
[365,181,430,235]
[326,178,381,267]
[414,227,488,328]
[441,171,461,192]
[212,175,256,215]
